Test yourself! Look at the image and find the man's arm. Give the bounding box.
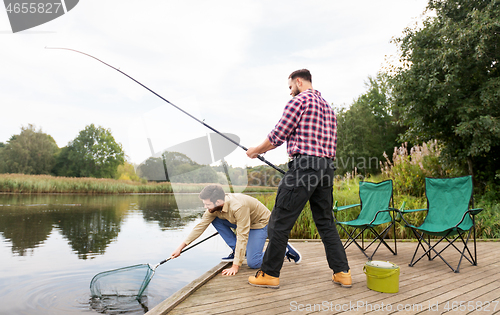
[221,206,251,276]
[246,138,276,159]
[171,242,187,258]
[248,98,303,160]
[173,210,214,259]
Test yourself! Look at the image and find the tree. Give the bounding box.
[116,162,144,182]
[65,124,125,178]
[247,164,286,187]
[136,157,167,181]
[52,146,75,177]
[136,151,219,183]
[335,73,402,176]
[1,124,58,175]
[0,142,6,173]
[391,0,500,184]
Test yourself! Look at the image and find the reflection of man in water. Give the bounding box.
[171,184,301,277]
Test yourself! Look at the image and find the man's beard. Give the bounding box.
[208,205,223,213]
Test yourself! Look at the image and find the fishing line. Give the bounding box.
[45,47,285,174]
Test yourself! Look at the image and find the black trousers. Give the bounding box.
[261,155,350,277]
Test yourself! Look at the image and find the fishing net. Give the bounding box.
[89,294,149,314]
[90,263,156,299]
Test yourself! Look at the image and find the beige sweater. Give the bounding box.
[184,193,270,266]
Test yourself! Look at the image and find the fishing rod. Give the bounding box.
[45,47,285,174]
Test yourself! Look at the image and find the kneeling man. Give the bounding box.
[171,184,301,277]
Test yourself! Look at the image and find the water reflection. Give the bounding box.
[139,194,203,230]
[0,194,203,259]
[53,207,122,260]
[0,193,232,315]
[0,206,53,255]
[90,295,150,314]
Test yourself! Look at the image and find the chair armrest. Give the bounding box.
[333,203,361,212]
[467,208,483,216]
[401,208,428,214]
[368,208,399,224]
[393,201,414,225]
[453,208,484,228]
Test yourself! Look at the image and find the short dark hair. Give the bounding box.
[289,69,312,83]
[199,184,225,203]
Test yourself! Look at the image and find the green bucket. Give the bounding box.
[363,260,400,293]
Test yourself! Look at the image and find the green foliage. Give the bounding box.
[247,164,286,187]
[1,124,58,175]
[163,151,218,183]
[136,153,287,186]
[52,146,73,177]
[0,143,5,173]
[136,157,166,181]
[0,174,276,194]
[391,0,500,185]
[475,197,500,238]
[61,124,125,178]
[335,73,402,176]
[290,202,320,239]
[212,164,249,186]
[0,173,171,193]
[256,175,499,240]
[380,141,465,196]
[136,151,218,183]
[115,162,146,183]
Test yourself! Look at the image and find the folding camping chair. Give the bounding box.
[400,175,483,273]
[333,180,399,260]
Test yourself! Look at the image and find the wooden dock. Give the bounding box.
[147,241,500,314]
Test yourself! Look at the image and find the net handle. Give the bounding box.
[155,231,219,268]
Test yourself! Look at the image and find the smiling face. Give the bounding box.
[202,198,224,213]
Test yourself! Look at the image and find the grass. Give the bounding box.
[256,176,498,240]
[0,174,277,194]
[2,173,497,240]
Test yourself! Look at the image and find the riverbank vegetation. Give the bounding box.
[256,141,500,240]
[0,174,276,194]
[280,176,500,240]
[0,0,497,237]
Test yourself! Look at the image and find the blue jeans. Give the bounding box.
[211,217,268,269]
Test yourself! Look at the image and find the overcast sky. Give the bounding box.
[0,0,429,168]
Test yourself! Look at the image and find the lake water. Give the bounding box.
[0,194,233,315]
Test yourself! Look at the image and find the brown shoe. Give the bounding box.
[248,270,280,289]
[332,270,352,288]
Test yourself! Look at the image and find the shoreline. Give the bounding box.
[0,173,277,194]
[0,191,276,195]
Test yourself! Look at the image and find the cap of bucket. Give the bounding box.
[367,261,396,268]
[363,261,400,293]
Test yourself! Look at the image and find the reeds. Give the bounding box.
[0,174,276,194]
[2,173,496,239]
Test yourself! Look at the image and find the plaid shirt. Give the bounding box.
[267,89,337,158]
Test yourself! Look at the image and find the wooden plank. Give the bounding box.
[466,287,500,315]
[145,262,231,315]
[163,241,499,315]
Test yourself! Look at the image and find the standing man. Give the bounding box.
[246,69,351,289]
[171,184,301,276]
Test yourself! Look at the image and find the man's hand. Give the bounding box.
[246,147,260,159]
[221,264,240,276]
[171,242,187,259]
[246,138,276,159]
